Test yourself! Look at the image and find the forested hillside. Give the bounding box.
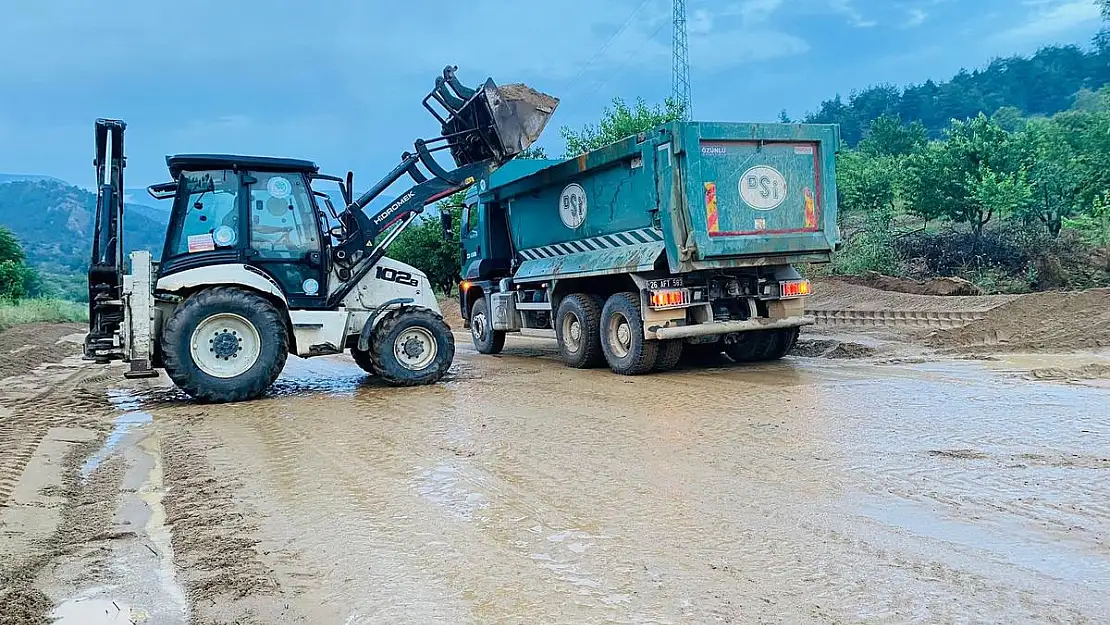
[802,41,1110,145]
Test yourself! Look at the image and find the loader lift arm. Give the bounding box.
[327,66,557,306]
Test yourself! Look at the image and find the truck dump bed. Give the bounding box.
[476,121,840,283]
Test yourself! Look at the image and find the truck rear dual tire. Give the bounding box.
[724,328,800,363]
[470,296,506,355]
[555,293,605,368]
[369,307,455,386]
[600,292,659,375]
[161,287,289,404]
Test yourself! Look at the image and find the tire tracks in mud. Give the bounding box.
[0,328,127,624]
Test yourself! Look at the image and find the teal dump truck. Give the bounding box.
[452,120,841,374]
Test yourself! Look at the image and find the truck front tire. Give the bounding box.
[370,307,455,386]
[470,296,506,355]
[555,293,604,368]
[600,292,659,375]
[161,287,289,403]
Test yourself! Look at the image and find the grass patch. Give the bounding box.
[0,298,87,332]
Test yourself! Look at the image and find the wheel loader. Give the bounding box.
[83,66,558,403]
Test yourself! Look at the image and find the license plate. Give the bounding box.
[648,277,684,290]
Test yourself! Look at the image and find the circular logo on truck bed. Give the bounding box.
[559,183,588,229]
[740,166,787,211]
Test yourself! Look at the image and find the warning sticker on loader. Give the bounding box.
[187,233,216,253]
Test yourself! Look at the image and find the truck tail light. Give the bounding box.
[779,279,811,299]
[650,288,691,309]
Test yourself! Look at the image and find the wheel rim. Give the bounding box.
[607,312,632,359]
[395,327,438,371]
[472,311,488,342]
[189,312,262,378]
[561,311,583,354]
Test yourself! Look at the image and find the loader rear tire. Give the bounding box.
[555,293,605,368]
[470,296,506,355]
[161,287,288,403]
[600,292,658,375]
[370,307,455,386]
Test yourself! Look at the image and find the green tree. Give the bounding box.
[560,97,685,157]
[386,192,464,294]
[833,151,901,274]
[516,146,549,159]
[857,115,927,157]
[902,114,1031,251]
[0,226,34,300]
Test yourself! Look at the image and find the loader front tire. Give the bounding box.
[350,347,375,374]
[600,292,659,376]
[370,307,455,386]
[161,287,289,403]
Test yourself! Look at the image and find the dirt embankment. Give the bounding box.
[926,288,1110,353]
[807,278,1017,312]
[438,297,465,331]
[831,272,983,296]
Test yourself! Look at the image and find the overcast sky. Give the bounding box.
[0,0,1103,191]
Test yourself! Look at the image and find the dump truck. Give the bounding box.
[83,66,558,402]
[450,121,840,374]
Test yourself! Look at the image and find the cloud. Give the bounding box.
[903,8,928,28]
[734,0,786,24]
[827,0,878,27]
[998,0,1102,41]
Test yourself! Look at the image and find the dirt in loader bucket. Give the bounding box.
[486,82,559,155]
[437,73,559,167]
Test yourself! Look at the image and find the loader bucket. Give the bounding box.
[426,67,558,168]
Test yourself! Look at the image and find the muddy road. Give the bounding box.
[2,325,1109,624]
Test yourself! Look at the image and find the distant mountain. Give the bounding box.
[0,173,65,185]
[0,179,167,300]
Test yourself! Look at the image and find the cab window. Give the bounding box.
[248,172,321,258]
[464,201,480,238]
[171,169,239,257]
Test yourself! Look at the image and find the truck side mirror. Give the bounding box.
[440,211,454,239]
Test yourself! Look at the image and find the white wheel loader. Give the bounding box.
[83,66,558,403]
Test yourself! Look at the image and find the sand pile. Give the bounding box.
[926,288,1110,352]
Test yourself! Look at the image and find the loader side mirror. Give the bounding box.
[440,212,453,240]
[343,171,354,206]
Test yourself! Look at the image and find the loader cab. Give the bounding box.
[157,155,329,309]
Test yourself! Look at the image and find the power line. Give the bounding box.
[590,17,670,96]
[563,0,656,95]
